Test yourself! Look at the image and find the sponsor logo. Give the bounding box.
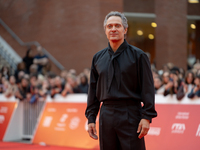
[47,108,56,112]
[171,123,185,134]
[54,127,65,131]
[196,124,200,137]
[148,127,161,136]
[66,108,78,113]
[0,115,5,123]
[54,114,68,131]
[43,116,53,127]
[60,114,68,123]
[0,107,8,113]
[69,117,80,130]
[175,112,189,120]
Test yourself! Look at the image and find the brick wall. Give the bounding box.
[0,0,123,74]
[155,0,187,70]
[124,0,155,13]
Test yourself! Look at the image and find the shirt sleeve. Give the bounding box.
[139,53,157,123]
[85,56,100,124]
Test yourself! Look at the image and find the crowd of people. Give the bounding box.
[0,46,200,103]
[0,46,90,103]
[152,60,200,100]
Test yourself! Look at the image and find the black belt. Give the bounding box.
[103,99,140,105]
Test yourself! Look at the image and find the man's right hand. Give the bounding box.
[87,123,98,140]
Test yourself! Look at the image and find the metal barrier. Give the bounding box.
[22,100,45,139]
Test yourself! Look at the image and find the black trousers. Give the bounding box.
[99,99,146,150]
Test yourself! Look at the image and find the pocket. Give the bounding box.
[127,104,142,126]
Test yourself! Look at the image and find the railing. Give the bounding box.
[0,42,17,74]
[23,100,45,139]
[0,18,65,70]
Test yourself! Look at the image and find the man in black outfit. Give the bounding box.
[85,11,157,150]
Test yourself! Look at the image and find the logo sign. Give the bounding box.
[43,116,53,127]
[0,115,5,124]
[196,124,200,137]
[55,114,68,131]
[69,117,80,130]
[171,123,185,134]
[0,107,8,113]
[148,127,161,136]
[175,112,189,120]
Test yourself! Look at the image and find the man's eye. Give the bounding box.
[116,24,121,28]
[107,25,112,29]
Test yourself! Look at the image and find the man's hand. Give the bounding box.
[137,119,150,139]
[87,123,98,140]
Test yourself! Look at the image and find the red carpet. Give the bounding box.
[0,141,99,150]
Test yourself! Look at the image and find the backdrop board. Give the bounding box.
[32,94,99,149]
[33,94,200,150]
[0,97,17,140]
[146,95,200,150]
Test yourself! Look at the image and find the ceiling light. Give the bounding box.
[148,34,154,40]
[188,0,199,3]
[151,22,157,28]
[191,24,196,29]
[137,30,143,36]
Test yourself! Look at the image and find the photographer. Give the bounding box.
[187,75,200,99]
[163,71,181,96]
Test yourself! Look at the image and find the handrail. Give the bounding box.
[0,18,65,70]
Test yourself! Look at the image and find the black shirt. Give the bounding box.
[85,40,157,123]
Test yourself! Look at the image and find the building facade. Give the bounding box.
[0,0,199,73]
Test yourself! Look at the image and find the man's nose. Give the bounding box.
[111,26,117,31]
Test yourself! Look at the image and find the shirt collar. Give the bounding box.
[108,39,128,56]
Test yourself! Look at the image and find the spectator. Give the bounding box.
[163,71,180,96]
[23,48,34,74]
[162,71,170,85]
[50,76,64,98]
[15,77,30,101]
[83,68,90,84]
[60,69,68,85]
[67,74,79,93]
[29,73,38,95]
[188,75,200,99]
[29,64,38,74]
[78,74,89,93]
[14,62,26,82]
[41,79,50,95]
[0,72,3,93]
[152,69,159,79]
[4,75,18,98]
[184,71,195,93]
[154,76,164,94]
[62,74,79,96]
[33,46,48,74]
[1,65,10,80]
[197,69,200,76]
[68,69,77,76]
[0,75,8,93]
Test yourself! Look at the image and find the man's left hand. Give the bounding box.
[137,119,150,139]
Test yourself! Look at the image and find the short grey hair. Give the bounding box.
[104,11,128,29]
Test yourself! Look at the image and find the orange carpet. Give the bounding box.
[0,141,99,150]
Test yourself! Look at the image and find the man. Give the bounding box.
[33,46,48,73]
[85,11,157,150]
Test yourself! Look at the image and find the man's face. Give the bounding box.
[37,46,43,55]
[105,16,127,42]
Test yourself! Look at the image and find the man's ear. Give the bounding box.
[124,28,128,35]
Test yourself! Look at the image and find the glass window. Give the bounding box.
[125,14,156,63]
